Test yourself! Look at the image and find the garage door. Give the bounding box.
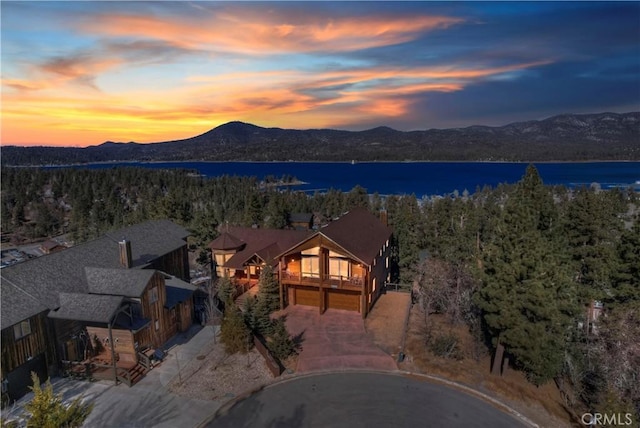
[295,286,320,307]
[326,289,360,312]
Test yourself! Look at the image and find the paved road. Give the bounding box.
[204,372,530,428]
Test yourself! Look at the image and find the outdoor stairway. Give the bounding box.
[116,363,148,387]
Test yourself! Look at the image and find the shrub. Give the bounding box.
[428,332,463,361]
[22,372,93,428]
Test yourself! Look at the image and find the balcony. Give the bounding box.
[281,271,363,290]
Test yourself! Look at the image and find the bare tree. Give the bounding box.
[414,257,478,326]
[204,277,223,343]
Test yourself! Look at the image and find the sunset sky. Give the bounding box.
[2,1,639,147]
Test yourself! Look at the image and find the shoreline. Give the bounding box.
[5,159,640,168]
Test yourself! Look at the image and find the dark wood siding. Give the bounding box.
[1,312,50,377]
[140,272,171,348]
[149,245,189,282]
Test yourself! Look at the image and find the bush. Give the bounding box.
[22,372,93,428]
[266,317,298,361]
[428,332,463,361]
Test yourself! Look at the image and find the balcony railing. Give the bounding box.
[281,271,363,289]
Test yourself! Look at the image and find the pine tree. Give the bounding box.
[22,372,93,428]
[476,165,579,385]
[256,265,280,313]
[267,317,297,361]
[217,277,236,307]
[220,302,252,354]
[612,214,640,305]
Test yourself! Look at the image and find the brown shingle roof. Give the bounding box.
[208,232,245,251]
[222,227,312,269]
[319,208,393,264]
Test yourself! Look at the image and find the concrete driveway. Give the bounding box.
[282,306,397,373]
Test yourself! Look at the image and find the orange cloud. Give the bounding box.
[79,10,463,54]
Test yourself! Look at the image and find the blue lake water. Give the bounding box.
[78,161,640,197]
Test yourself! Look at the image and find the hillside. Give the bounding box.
[2,112,639,166]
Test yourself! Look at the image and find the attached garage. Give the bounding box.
[326,289,360,312]
[293,286,320,307]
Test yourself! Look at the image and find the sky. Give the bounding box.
[1,1,639,147]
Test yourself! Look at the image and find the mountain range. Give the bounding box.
[2,112,639,166]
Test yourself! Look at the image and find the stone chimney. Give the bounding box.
[119,239,132,268]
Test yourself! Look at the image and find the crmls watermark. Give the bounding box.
[581,413,634,426]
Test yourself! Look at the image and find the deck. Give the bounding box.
[281,272,363,291]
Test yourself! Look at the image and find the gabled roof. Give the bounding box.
[221,227,312,270]
[320,208,393,264]
[85,267,155,297]
[278,208,393,265]
[289,213,313,223]
[164,275,196,309]
[0,220,189,330]
[48,293,123,324]
[1,280,49,328]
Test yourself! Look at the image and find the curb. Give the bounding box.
[198,369,539,428]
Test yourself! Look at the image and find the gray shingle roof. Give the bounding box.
[85,267,155,297]
[48,293,123,324]
[0,220,188,330]
[1,280,49,328]
[164,275,196,309]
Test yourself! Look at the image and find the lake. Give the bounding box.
[78,161,640,197]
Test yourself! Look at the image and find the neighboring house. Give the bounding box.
[288,213,314,231]
[210,208,393,318]
[39,239,66,254]
[0,220,194,402]
[209,227,311,281]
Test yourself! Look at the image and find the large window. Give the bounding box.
[13,319,31,340]
[302,256,319,278]
[329,257,350,279]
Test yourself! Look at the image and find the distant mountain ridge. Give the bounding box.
[3,112,639,166]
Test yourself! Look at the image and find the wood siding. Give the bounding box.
[1,312,50,376]
[149,245,189,282]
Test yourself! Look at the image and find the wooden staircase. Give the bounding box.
[116,363,148,387]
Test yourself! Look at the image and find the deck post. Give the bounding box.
[278,259,284,310]
[108,321,117,384]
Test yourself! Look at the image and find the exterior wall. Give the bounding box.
[212,250,237,278]
[149,245,190,282]
[51,318,87,362]
[279,234,392,318]
[366,239,392,314]
[1,312,53,401]
[139,272,171,348]
[86,326,136,363]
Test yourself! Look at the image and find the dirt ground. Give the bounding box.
[395,305,577,428]
[167,330,297,403]
[365,291,411,358]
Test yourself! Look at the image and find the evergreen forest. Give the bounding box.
[1,165,638,420]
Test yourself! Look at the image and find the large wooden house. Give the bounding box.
[1,220,194,402]
[209,208,393,318]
